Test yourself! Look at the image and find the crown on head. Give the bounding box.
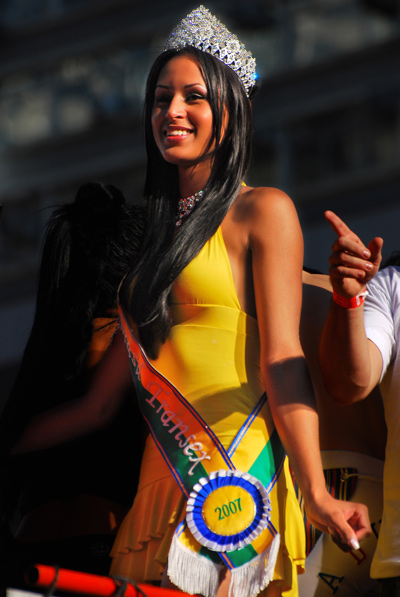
[164,5,257,96]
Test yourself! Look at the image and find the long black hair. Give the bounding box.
[121,46,254,358]
[2,182,145,439]
[0,183,145,547]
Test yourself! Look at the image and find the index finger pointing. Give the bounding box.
[324,210,352,238]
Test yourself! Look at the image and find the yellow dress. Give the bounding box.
[110,227,305,594]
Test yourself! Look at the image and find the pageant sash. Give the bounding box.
[119,307,286,596]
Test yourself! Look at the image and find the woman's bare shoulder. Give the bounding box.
[238,185,292,206]
[236,185,294,220]
[225,186,300,255]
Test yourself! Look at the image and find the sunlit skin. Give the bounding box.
[151,55,215,198]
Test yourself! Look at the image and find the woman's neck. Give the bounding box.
[178,163,211,199]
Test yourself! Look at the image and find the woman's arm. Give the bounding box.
[249,189,370,549]
[319,211,384,402]
[12,329,134,454]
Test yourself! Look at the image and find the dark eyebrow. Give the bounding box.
[155,83,206,90]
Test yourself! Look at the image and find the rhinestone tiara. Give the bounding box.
[164,5,257,96]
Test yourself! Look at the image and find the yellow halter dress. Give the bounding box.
[110,227,305,595]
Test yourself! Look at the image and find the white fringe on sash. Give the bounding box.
[167,533,222,596]
[167,532,280,597]
[229,534,280,597]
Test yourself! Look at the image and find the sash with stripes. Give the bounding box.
[119,307,286,597]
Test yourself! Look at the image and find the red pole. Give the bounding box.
[26,564,193,597]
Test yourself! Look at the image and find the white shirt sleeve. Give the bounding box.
[364,266,400,381]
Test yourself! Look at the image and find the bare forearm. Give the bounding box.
[319,302,373,402]
[11,397,104,454]
[263,357,326,503]
[11,330,133,454]
[320,211,384,402]
[263,355,371,546]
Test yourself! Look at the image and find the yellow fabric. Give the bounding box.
[110,227,305,591]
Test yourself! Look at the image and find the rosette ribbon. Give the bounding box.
[186,469,271,552]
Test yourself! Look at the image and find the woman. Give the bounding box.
[0,182,145,586]
[12,7,370,596]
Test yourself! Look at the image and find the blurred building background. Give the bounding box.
[1,0,400,405]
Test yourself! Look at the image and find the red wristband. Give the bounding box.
[332,290,368,309]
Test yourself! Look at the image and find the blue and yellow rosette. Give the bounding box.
[186,469,271,552]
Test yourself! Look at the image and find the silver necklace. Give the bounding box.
[176,190,204,227]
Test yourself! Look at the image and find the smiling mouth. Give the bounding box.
[165,129,192,137]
